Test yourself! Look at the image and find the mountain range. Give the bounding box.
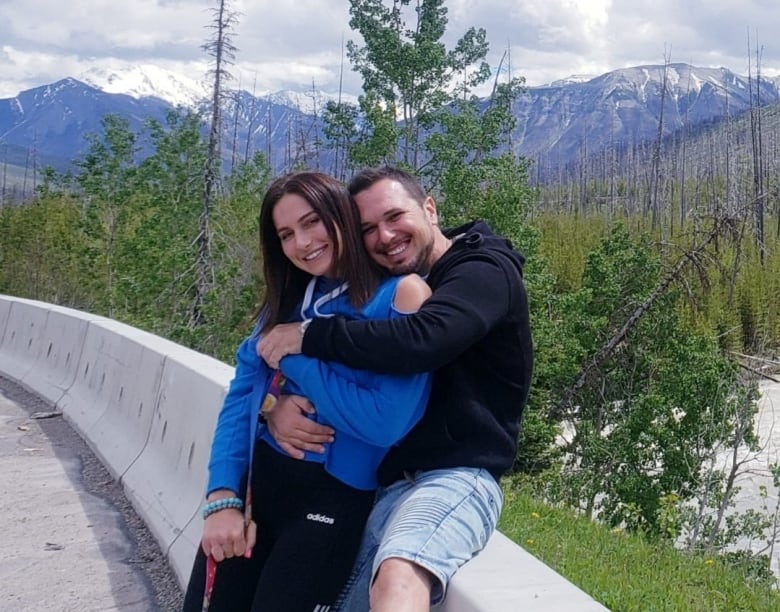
[1,63,779,193]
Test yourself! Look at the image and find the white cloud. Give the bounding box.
[1,0,779,99]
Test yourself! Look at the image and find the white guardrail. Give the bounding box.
[0,294,608,611]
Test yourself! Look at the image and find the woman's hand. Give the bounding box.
[201,490,248,561]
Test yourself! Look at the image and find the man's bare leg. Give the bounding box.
[369,557,433,612]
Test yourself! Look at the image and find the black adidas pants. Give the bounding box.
[182,440,374,612]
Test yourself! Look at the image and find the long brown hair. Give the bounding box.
[257,172,383,332]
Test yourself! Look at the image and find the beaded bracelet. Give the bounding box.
[202,496,244,520]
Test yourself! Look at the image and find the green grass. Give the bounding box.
[498,484,780,612]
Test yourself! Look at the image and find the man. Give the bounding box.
[258,166,533,611]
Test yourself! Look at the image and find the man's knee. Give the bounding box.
[370,558,432,611]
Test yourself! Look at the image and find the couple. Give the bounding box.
[182,167,533,611]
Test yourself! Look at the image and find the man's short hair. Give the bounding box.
[348,166,427,206]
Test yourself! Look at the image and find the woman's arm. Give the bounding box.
[206,332,264,496]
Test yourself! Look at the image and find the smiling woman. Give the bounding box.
[273,193,337,278]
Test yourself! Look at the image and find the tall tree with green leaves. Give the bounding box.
[117,110,208,337]
[74,114,140,314]
[341,0,493,168]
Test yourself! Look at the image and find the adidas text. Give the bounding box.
[306,513,335,525]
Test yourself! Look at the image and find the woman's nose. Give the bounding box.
[295,231,312,249]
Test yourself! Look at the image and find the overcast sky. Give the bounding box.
[2,0,780,99]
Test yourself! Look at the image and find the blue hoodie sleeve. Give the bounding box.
[279,355,430,447]
[206,332,267,496]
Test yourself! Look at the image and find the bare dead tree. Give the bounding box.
[578,139,587,215]
[307,80,322,170]
[21,147,30,197]
[650,53,671,232]
[679,64,694,231]
[243,72,259,164]
[746,31,766,264]
[1,144,8,206]
[267,95,273,169]
[330,34,349,180]
[331,34,347,179]
[194,0,239,328]
[230,76,242,170]
[472,48,509,170]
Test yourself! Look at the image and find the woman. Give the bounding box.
[182,172,431,612]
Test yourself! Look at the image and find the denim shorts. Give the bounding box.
[335,467,503,610]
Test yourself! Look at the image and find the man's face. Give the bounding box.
[354,178,437,275]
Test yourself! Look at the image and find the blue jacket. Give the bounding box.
[206,276,431,494]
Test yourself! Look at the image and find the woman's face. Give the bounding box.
[272,193,338,278]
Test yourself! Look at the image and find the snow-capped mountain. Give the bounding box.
[270,89,360,115]
[2,62,779,184]
[0,78,172,162]
[0,76,324,174]
[76,64,361,115]
[78,64,210,108]
[546,74,597,87]
[510,63,780,170]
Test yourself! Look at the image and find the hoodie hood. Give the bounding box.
[444,220,526,278]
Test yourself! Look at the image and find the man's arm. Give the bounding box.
[280,356,430,446]
[263,395,333,459]
[303,257,518,374]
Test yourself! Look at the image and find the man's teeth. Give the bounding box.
[387,243,407,256]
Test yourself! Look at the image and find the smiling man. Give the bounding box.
[258,166,533,612]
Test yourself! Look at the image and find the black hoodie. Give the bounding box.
[302,220,534,485]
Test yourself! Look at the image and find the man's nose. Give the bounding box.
[377,223,394,243]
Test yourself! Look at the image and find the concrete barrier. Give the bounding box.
[121,349,233,585]
[58,320,168,477]
[0,294,610,611]
[20,305,98,406]
[442,531,608,611]
[0,297,51,384]
[0,297,12,342]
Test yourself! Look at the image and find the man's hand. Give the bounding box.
[266,394,334,459]
[257,322,303,368]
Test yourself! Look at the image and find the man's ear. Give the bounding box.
[423,196,438,225]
